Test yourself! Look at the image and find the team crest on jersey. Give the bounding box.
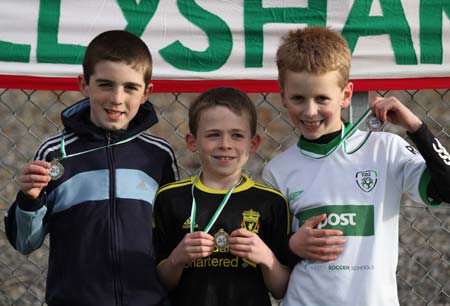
[241,209,260,233]
[355,170,377,192]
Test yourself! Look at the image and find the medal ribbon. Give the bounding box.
[58,131,142,160]
[298,108,374,159]
[189,172,243,234]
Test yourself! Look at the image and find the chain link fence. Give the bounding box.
[0,88,449,305]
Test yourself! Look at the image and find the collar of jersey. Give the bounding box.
[192,173,253,194]
[297,122,353,155]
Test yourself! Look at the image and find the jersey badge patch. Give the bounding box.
[355,170,377,192]
[241,209,260,233]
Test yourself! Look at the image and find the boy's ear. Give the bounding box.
[250,134,261,153]
[141,82,154,104]
[78,74,89,97]
[185,132,197,152]
[340,82,353,109]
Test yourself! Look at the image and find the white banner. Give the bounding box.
[0,0,449,82]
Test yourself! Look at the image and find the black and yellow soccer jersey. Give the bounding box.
[153,174,290,306]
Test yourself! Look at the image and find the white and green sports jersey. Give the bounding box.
[262,128,433,306]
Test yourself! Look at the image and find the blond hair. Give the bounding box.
[276,26,351,89]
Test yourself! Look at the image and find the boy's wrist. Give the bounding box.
[259,250,276,270]
[406,118,423,133]
[406,121,426,137]
[168,252,186,268]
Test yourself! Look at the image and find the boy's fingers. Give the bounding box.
[29,160,51,170]
[312,236,346,247]
[189,239,214,247]
[312,229,344,238]
[309,246,344,255]
[304,214,344,236]
[189,231,213,240]
[22,162,50,176]
[303,214,327,228]
[189,245,214,253]
[32,160,51,168]
[230,228,251,237]
[306,252,340,262]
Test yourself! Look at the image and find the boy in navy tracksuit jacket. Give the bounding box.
[4,30,179,306]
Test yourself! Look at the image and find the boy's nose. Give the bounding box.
[219,135,232,149]
[303,101,318,117]
[110,88,124,104]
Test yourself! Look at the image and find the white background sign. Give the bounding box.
[0,0,449,87]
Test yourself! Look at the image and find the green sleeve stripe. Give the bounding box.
[418,169,441,207]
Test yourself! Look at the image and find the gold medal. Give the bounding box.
[365,113,384,132]
[49,159,64,180]
[214,228,229,250]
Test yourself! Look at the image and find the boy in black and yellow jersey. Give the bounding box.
[153,87,291,306]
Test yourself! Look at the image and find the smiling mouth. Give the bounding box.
[106,109,124,115]
[105,109,125,119]
[302,120,321,127]
[214,156,235,161]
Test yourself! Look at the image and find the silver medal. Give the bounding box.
[365,113,384,132]
[49,159,64,180]
[214,229,229,250]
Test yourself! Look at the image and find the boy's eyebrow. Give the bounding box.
[95,79,143,88]
[204,128,247,133]
[95,78,112,83]
[288,93,304,99]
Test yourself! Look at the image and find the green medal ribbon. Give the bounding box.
[298,108,374,159]
[189,172,243,234]
[48,131,144,181]
[58,131,142,160]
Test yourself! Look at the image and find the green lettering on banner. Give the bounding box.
[159,0,232,72]
[0,41,31,62]
[244,0,327,67]
[342,0,417,65]
[37,0,85,64]
[117,0,159,36]
[296,205,375,236]
[420,0,449,64]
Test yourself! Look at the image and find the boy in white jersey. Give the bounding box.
[262,26,450,306]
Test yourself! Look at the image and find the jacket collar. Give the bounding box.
[61,98,159,141]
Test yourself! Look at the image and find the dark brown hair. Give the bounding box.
[189,87,257,137]
[82,30,152,87]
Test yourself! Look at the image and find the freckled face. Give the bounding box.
[281,70,352,140]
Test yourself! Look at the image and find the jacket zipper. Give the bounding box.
[107,132,123,306]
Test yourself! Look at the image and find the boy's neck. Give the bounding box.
[199,172,243,190]
[302,129,342,144]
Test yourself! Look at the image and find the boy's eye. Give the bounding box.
[206,133,220,138]
[125,85,139,91]
[291,96,304,104]
[232,133,244,139]
[316,96,329,103]
[99,82,112,87]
